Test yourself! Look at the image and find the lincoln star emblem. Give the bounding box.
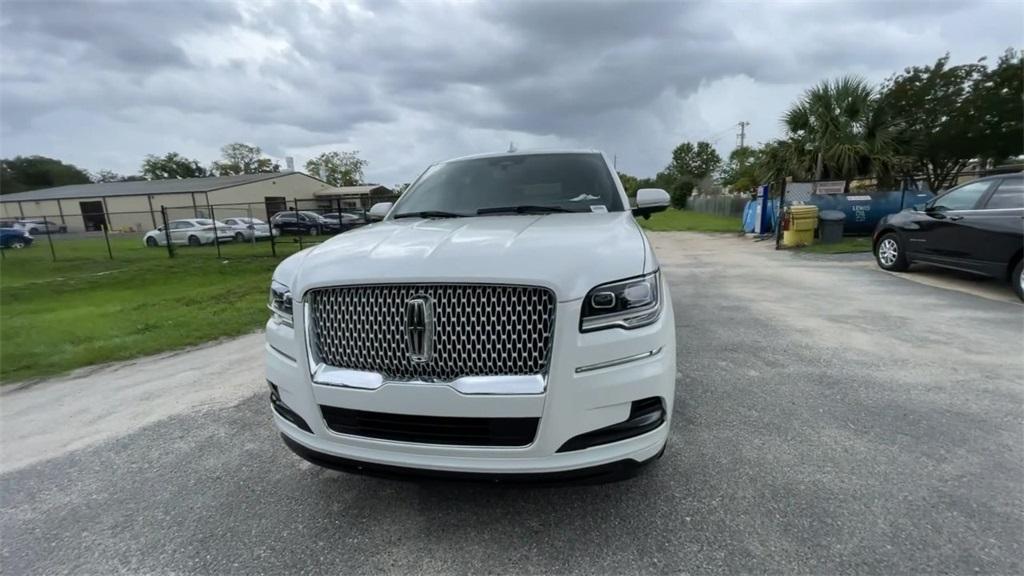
[404,295,435,363]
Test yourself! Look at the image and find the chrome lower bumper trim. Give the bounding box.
[575,347,663,374]
[311,364,546,395]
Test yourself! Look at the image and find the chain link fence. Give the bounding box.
[0,194,398,264]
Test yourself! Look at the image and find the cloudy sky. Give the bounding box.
[1,0,1021,186]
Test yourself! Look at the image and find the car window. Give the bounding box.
[169,221,190,230]
[984,178,1024,210]
[223,219,237,225]
[930,180,992,211]
[392,153,623,216]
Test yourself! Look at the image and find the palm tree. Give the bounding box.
[756,138,804,194]
[783,76,898,185]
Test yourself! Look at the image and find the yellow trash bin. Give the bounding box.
[782,204,818,247]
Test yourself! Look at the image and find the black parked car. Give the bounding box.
[270,211,340,236]
[873,173,1023,301]
[321,211,367,231]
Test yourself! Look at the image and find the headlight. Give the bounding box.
[268,280,293,326]
[580,271,662,332]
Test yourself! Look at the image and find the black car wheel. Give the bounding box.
[309,226,319,237]
[145,236,159,247]
[9,239,26,249]
[188,235,202,247]
[1012,260,1023,302]
[875,232,909,272]
[234,232,246,242]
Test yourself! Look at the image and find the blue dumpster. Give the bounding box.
[805,189,934,235]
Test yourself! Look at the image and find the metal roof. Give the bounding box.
[313,185,393,197]
[0,172,322,203]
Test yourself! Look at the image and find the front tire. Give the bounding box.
[188,235,201,247]
[145,236,158,247]
[875,232,909,272]
[234,232,246,242]
[8,239,26,249]
[1012,260,1023,302]
[309,226,319,237]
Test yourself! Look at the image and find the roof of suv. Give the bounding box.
[443,149,603,163]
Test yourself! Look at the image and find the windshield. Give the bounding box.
[391,153,622,217]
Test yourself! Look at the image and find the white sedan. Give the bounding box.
[221,217,278,242]
[143,219,235,247]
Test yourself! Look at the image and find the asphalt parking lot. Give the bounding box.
[2,232,1021,575]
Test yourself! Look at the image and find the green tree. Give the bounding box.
[94,169,145,183]
[878,55,988,191]
[0,156,92,194]
[784,76,897,186]
[617,171,641,198]
[965,49,1023,167]
[664,141,721,207]
[718,146,762,193]
[212,143,279,176]
[755,139,806,198]
[141,152,208,180]
[305,151,367,186]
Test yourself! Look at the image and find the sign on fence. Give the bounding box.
[813,181,846,195]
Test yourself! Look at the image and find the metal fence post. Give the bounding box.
[247,204,256,247]
[336,196,343,233]
[269,216,277,257]
[294,197,303,250]
[774,181,787,250]
[161,206,174,258]
[101,223,113,259]
[44,222,56,262]
[209,204,222,259]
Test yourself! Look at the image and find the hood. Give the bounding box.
[282,212,648,301]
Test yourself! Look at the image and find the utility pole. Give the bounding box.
[737,121,750,149]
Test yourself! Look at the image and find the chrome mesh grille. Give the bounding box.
[308,284,556,382]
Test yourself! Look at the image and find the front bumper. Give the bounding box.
[265,286,676,476]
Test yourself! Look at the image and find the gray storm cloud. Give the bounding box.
[1,0,1020,185]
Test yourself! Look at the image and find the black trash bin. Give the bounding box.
[818,210,846,244]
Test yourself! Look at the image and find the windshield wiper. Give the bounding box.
[476,205,580,215]
[392,210,466,219]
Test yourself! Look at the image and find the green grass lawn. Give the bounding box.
[798,236,874,254]
[0,234,312,383]
[639,208,743,233]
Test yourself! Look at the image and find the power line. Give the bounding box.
[700,123,740,144]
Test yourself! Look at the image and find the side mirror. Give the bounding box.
[368,202,393,220]
[633,188,670,219]
[157,226,164,232]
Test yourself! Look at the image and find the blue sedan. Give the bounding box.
[0,227,33,249]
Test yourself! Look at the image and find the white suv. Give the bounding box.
[266,150,676,480]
